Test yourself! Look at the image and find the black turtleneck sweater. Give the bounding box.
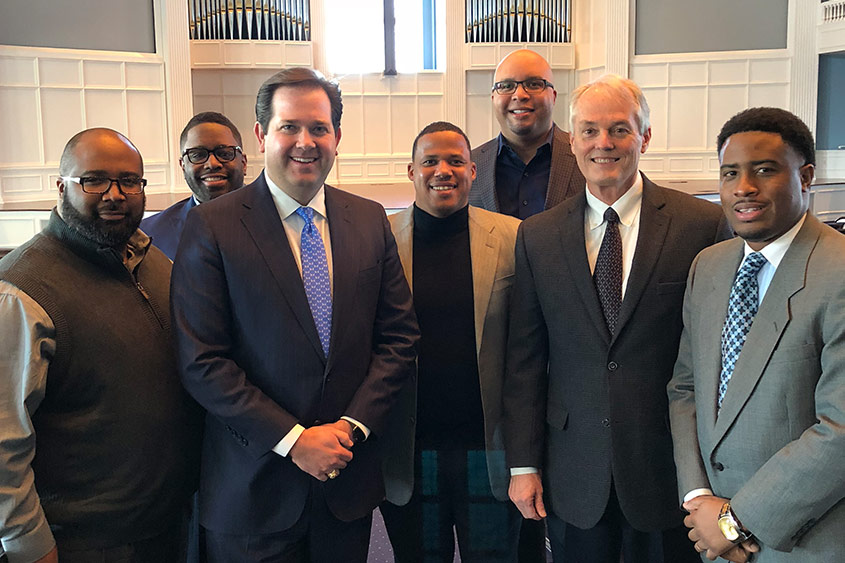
[412,204,484,449]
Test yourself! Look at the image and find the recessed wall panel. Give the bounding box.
[127,91,167,162]
[39,59,81,87]
[667,88,707,149]
[0,89,41,165]
[83,61,123,87]
[340,96,365,155]
[390,96,417,154]
[85,90,126,131]
[707,86,747,150]
[363,96,390,154]
[41,89,84,164]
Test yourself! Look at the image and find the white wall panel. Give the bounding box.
[418,95,445,131]
[339,96,365,155]
[630,64,667,87]
[749,83,789,108]
[362,96,392,155]
[84,90,127,130]
[0,46,168,202]
[38,59,81,87]
[0,89,41,166]
[390,96,418,154]
[669,62,707,86]
[0,57,37,86]
[630,52,792,179]
[1,175,43,193]
[127,91,168,162]
[41,89,84,164]
[749,58,790,82]
[83,61,124,87]
[126,63,163,89]
[667,87,707,149]
[709,60,747,84]
[707,85,747,149]
[643,88,668,150]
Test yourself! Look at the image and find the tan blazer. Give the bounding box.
[382,205,520,504]
[669,215,845,561]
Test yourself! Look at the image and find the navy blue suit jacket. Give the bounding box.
[140,197,197,260]
[170,172,419,533]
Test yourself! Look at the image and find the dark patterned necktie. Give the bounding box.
[718,252,768,410]
[594,207,622,333]
[296,206,332,357]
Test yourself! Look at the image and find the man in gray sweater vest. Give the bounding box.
[0,129,196,563]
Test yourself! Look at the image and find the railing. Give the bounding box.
[466,0,571,43]
[821,0,845,24]
[188,0,310,41]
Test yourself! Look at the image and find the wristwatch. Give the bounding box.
[718,501,753,543]
[349,422,367,444]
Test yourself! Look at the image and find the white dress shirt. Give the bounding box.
[264,172,369,457]
[511,173,645,477]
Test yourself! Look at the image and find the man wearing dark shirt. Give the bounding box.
[381,122,522,562]
[469,49,584,219]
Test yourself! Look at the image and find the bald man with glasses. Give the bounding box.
[0,128,196,563]
[469,49,585,220]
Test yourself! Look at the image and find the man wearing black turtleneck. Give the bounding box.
[380,122,523,562]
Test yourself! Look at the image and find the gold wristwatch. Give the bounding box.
[718,501,753,543]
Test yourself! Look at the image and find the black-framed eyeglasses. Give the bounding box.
[492,79,555,95]
[182,145,242,164]
[61,176,147,195]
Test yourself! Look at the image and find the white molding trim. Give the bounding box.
[159,0,193,190]
[605,0,629,76]
[790,0,818,133]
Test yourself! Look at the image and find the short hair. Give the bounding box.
[255,67,343,134]
[179,111,243,151]
[716,107,815,166]
[570,74,651,135]
[58,128,141,176]
[411,121,472,160]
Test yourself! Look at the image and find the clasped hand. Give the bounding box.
[683,495,759,562]
[289,421,354,481]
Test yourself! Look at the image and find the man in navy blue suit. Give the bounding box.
[171,68,419,562]
[140,111,246,259]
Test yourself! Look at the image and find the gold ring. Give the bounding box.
[327,469,340,479]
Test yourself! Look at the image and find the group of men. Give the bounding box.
[0,49,842,563]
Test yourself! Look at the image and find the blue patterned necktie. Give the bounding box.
[295,206,332,357]
[594,207,623,333]
[718,252,768,410]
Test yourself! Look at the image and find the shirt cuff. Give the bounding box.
[340,416,370,440]
[272,424,305,457]
[683,488,714,503]
[3,515,55,563]
[510,467,539,476]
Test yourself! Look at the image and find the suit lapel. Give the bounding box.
[324,186,358,372]
[698,241,744,434]
[391,206,414,289]
[468,207,499,355]
[614,178,669,342]
[560,194,611,343]
[239,179,325,361]
[713,218,819,444]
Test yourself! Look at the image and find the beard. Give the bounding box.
[61,195,145,248]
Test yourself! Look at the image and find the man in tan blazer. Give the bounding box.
[669,107,845,562]
[380,121,523,562]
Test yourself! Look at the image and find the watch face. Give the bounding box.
[718,517,740,542]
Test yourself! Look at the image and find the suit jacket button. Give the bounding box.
[713,462,725,471]
[602,418,611,427]
[607,361,618,371]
